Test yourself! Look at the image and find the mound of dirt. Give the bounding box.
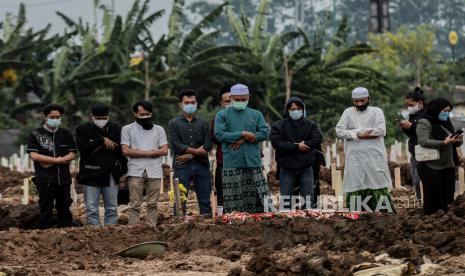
[0,194,464,274]
[1,190,465,275]
[0,203,40,230]
[0,166,31,193]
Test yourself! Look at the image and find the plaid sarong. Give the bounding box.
[223,167,271,214]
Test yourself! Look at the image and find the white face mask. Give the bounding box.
[407,103,420,115]
[93,119,109,128]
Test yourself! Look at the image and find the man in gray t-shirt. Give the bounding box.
[121,100,168,226]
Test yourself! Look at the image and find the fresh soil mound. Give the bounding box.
[1,195,465,275]
[0,203,40,230]
[0,166,31,193]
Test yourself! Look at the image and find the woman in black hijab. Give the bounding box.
[416,98,463,214]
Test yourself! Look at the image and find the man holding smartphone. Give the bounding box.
[398,87,426,200]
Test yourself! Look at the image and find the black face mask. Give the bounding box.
[136,116,153,130]
[355,102,369,112]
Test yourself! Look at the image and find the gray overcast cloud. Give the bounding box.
[0,0,173,39]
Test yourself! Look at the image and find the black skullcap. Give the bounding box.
[91,104,110,116]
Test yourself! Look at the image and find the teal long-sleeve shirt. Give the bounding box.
[214,107,269,169]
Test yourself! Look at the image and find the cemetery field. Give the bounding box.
[1,164,465,275]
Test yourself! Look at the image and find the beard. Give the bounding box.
[355,101,369,111]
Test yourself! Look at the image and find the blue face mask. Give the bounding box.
[289,110,303,120]
[439,111,450,122]
[183,104,197,114]
[46,118,61,129]
[232,100,248,111]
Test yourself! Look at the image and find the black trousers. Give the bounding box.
[118,187,130,205]
[215,165,224,206]
[36,182,73,228]
[417,163,455,215]
[312,163,321,207]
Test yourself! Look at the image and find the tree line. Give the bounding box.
[1,0,463,145]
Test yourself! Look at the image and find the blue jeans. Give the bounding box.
[84,175,119,226]
[410,157,421,200]
[279,166,314,210]
[174,162,212,215]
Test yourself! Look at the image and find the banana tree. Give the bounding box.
[227,3,387,131]
[161,0,250,101]
[55,0,168,124]
[290,18,393,136]
[227,0,305,120]
[0,4,74,126]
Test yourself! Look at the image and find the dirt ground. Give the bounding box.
[1,166,465,275]
[0,167,32,198]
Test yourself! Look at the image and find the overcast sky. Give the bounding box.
[0,0,174,39]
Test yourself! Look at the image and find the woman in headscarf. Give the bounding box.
[416,98,463,215]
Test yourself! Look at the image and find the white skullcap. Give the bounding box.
[230,84,249,96]
[352,87,369,99]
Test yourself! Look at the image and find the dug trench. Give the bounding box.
[2,195,465,275]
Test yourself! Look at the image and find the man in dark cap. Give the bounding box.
[76,104,127,226]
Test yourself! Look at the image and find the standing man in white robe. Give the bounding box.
[335,87,395,212]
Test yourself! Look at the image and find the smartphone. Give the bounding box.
[454,129,464,136]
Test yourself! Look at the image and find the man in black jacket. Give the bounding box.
[27,104,77,229]
[271,97,323,210]
[76,104,127,226]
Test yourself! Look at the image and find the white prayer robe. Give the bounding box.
[335,106,392,193]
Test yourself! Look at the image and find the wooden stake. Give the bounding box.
[211,190,217,219]
[173,178,182,217]
[71,178,78,210]
[331,163,336,191]
[420,181,424,203]
[394,167,401,189]
[169,171,174,192]
[389,145,397,162]
[325,150,331,168]
[458,167,465,195]
[21,178,29,205]
[160,177,164,194]
[1,157,8,167]
[9,156,13,170]
[334,170,343,198]
[396,141,402,159]
[211,158,217,219]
